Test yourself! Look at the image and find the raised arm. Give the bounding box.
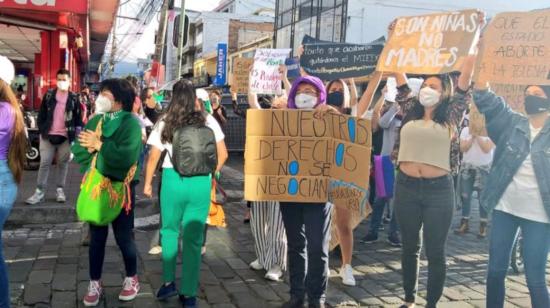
[348,78,358,107]
[356,71,382,118]
[279,64,292,97]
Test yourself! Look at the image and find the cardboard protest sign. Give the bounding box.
[231,58,254,94]
[492,83,526,113]
[300,36,384,80]
[244,109,371,207]
[476,9,550,85]
[377,9,481,74]
[250,49,291,95]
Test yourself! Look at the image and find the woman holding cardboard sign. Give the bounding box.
[314,75,381,287]
[472,64,550,308]
[388,22,480,307]
[277,75,331,308]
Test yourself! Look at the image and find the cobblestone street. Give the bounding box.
[3,156,547,307]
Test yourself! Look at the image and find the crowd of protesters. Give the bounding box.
[0,8,549,308]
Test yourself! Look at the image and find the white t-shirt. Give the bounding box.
[496,125,549,223]
[147,114,225,168]
[460,127,494,167]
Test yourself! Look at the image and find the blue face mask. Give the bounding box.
[327,91,344,108]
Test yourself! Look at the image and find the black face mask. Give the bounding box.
[327,91,344,108]
[524,95,550,115]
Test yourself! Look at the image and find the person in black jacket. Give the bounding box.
[26,68,82,204]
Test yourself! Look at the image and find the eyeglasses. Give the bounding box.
[296,90,318,96]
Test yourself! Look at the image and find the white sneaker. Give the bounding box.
[148,246,162,255]
[249,259,263,271]
[340,264,356,286]
[265,265,283,281]
[56,188,66,203]
[26,189,45,205]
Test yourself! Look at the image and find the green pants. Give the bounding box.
[160,168,211,296]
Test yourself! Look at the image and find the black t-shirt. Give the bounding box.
[144,106,160,124]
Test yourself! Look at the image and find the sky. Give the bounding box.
[125,0,222,61]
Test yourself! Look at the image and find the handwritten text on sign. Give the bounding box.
[231,58,254,94]
[244,110,372,204]
[476,9,550,85]
[250,49,291,95]
[300,35,384,80]
[377,10,480,74]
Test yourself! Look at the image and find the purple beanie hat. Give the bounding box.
[287,75,327,109]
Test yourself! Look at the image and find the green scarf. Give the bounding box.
[101,110,129,138]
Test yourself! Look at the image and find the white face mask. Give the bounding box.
[418,87,441,107]
[294,93,317,109]
[94,95,113,114]
[57,80,70,91]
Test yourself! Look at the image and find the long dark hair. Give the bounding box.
[402,74,454,127]
[0,79,26,183]
[161,79,205,143]
[140,87,153,103]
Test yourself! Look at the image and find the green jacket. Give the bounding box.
[72,111,142,182]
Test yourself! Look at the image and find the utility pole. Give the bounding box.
[108,9,118,78]
[154,0,170,63]
[176,0,186,78]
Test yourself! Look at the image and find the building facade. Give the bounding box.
[214,0,275,15]
[164,8,273,82]
[275,0,550,53]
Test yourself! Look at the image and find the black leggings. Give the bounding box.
[89,181,138,280]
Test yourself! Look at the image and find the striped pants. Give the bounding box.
[250,201,287,271]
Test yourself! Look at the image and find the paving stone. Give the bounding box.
[51,291,76,308]
[32,258,56,271]
[225,257,249,270]
[23,283,51,305]
[28,270,53,284]
[101,273,123,287]
[52,273,76,291]
[230,291,267,307]
[204,285,231,304]
[249,283,281,301]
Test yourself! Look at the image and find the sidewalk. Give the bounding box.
[4,155,545,307]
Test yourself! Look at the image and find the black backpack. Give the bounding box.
[170,124,218,177]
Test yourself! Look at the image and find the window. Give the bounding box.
[282,10,293,27]
[296,1,313,21]
[276,26,292,49]
[279,0,293,13]
[318,5,343,42]
[293,17,315,51]
[319,8,335,41]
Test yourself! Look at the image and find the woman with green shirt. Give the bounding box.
[72,79,143,307]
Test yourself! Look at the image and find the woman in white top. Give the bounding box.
[473,70,550,307]
[143,79,228,307]
[454,107,495,238]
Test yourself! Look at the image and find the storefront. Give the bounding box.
[0,0,118,109]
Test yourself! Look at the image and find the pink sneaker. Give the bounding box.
[83,280,102,306]
[119,275,140,301]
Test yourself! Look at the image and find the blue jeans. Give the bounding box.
[0,160,17,308]
[459,166,488,220]
[368,197,399,237]
[487,210,550,308]
[280,202,332,304]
